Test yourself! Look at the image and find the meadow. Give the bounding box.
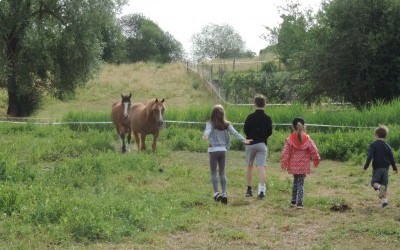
[1,63,400,249]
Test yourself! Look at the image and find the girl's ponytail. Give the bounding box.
[292,117,305,142]
[296,122,304,142]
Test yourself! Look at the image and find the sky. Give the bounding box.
[122,0,323,57]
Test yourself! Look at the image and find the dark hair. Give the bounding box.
[292,117,305,142]
[254,95,266,108]
[292,117,305,127]
[210,104,229,130]
[375,125,388,139]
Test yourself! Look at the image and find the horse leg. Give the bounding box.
[120,133,126,153]
[126,130,131,152]
[140,134,146,151]
[152,132,159,152]
[133,132,140,152]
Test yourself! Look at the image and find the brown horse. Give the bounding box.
[129,98,166,152]
[111,93,132,153]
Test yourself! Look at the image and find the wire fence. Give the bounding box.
[184,60,351,107]
[185,60,271,105]
[0,117,375,129]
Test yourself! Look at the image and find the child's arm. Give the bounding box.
[388,148,398,174]
[280,140,290,170]
[309,139,321,168]
[202,122,212,140]
[363,145,373,170]
[228,124,250,143]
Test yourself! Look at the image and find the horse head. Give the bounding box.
[150,98,165,128]
[121,93,132,119]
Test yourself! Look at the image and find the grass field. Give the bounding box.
[1,63,400,249]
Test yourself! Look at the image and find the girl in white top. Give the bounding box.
[203,104,251,204]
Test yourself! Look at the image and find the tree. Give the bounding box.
[0,0,126,116]
[267,0,400,106]
[304,0,400,105]
[191,23,250,61]
[119,14,183,63]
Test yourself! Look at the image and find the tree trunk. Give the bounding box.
[5,34,21,117]
[7,79,19,117]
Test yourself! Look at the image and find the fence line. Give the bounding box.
[0,118,375,129]
[184,61,351,107]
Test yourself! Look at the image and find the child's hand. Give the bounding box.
[244,139,253,145]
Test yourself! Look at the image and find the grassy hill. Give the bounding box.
[32,62,216,118]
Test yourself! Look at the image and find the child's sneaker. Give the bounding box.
[382,202,388,208]
[221,193,228,204]
[296,203,304,209]
[213,192,222,202]
[258,192,265,199]
[245,188,253,197]
[378,185,386,198]
[290,201,296,208]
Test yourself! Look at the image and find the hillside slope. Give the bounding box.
[32,62,216,118]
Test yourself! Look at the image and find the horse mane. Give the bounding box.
[112,101,119,107]
[145,99,156,117]
[144,98,165,118]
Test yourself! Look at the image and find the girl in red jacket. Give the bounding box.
[281,117,320,209]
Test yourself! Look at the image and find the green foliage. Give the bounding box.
[268,0,400,105]
[63,111,112,131]
[191,24,250,61]
[120,14,184,63]
[0,0,125,116]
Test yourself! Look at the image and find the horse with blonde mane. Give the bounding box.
[129,98,165,152]
[111,93,132,153]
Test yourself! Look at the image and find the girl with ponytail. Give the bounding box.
[280,117,320,209]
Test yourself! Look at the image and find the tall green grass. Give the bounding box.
[60,99,400,162]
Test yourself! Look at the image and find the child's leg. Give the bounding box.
[246,165,253,187]
[257,166,266,194]
[256,144,267,195]
[371,182,381,191]
[209,152,219,193]
[296,174,305,205]
[217,152,227,194]
[291,175,299,204]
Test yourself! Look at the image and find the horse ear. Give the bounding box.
[129,93,132,98]
[161,98,165,103]
[121,94,123,99]
[155,98,158,103]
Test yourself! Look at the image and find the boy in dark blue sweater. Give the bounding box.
[363,125,398,207]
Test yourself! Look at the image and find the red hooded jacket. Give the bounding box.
[281,132,320,175]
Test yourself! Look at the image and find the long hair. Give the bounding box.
[210,104,229,130]
[292,117,305,142]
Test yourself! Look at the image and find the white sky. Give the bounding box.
[122,0,323,57]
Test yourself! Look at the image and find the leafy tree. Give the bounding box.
[269,0,400,106]
[119,14,183,63]
[191,23,251,61]
[305,0,400,106]
[0,0,126,116]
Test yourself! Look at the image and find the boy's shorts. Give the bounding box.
[245,142,267,167]
[371,168,389,188]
